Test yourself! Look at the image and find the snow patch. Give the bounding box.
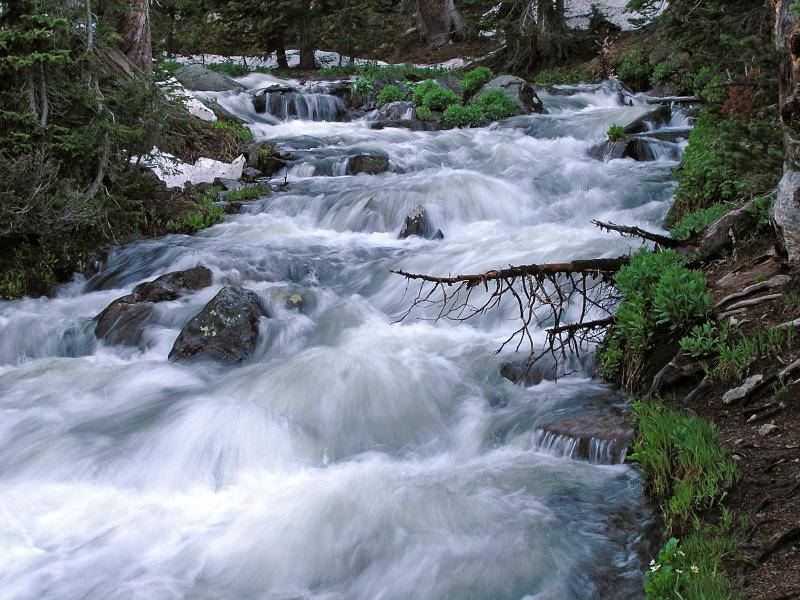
[138,148,245,189]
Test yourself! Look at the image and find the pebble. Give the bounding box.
[722,374,764,404]
[757,423,780,437]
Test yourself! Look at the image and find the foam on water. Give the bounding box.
[0,78,686,599]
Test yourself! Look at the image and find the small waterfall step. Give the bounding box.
[532,414,634,465]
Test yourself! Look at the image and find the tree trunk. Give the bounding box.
[772,0,800,264]
[536,0,566,64]
[119,0,152,73]
[411,0,464,47]
[297,0,316,70]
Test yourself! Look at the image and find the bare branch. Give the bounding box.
[592,220,682,248]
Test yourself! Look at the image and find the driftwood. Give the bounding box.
[592,220,682,248]
[715,275,792,309]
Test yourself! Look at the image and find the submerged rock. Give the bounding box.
[474,75,547,115]
[95,266,213,345]
[346,153,390,175]
[169,285,268,363]
[623,105,672,134]
[174,64,245,93]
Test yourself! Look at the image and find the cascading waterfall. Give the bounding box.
[0,76,691,600]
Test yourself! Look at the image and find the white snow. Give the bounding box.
[137,148,245,189]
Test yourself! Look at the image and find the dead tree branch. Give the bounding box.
[392,257,628,377]
[592,220,682,248]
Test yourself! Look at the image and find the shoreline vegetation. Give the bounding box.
[2,0,799,598]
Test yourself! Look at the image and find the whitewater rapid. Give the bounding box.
[0,78,688,599]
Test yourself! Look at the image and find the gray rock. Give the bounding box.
[241,167,263,181]
[398,205,442,239]
[346,153,390,175]
[722,374,764,404]
[368,101,415,121]
[174,64,245,92]
[757,423,780,437]
[95,266,213,346]
[214,177,244,191]
[169,285,268,364]
[473,75,547,115]
[772,169,800,265]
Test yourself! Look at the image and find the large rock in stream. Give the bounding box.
[169,285,268,364]
[398,206,444,239]
[346,153,390,175]
[174,64,245,92]
[473,75,547,115]
[95,266,213,346]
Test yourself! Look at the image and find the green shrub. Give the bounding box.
[420,86,460,111]
[669,203,729,240]
[745,194,776,230]
[320,61,450,82]
[669,109,783,225]
[443,104,487,128]
[533,68,592,85]
[167,195,224,233]
[412,80,442,106]
[650,58,679,87]
[607,124,626,142]
[415,106,433,121]
[459,66,493,95]
[352,74,376,98]
[471,89,518,121]
[213,119,252,143]
[630,400,737,527]
[679,322,719,359]
[376,84,407,106]
[711,325,797,381]
[652,266,711,330]
[599,249,710,384]
[615,48,653,89]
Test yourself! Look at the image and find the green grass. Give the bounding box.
[213,119,252,143]
[166,192,225,233]
[645,529,743,600]
[319,61,451,81]
[225,185,267,202]
[669,204,730,240]
[709,325,797,381]
[783,290,800,312]
[205,60,273,77]
[533,67,592,85]
[630,400,737,528]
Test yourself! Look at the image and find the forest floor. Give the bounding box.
[645,231,800,599]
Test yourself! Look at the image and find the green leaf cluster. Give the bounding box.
[458,67,493,95]
[442,104,487,128]
[376,84,407,106]
[471,89,517,121]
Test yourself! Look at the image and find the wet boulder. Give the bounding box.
[95,266,213,345]
[169,285,268,363]
[398,205,444,239]
[346,153,390,175]
[94,296,153,346]
[174,64,245,93]
[474,75,547,115]
[535,414,634,464]
[248,143,291,177]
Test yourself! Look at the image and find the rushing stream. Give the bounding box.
[0,75,690,599]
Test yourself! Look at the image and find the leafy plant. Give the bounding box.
[471,89,518,121]
[352,74,376,98]
[614,48,653,89]
[412,80,443,106]
[415,106,433,121]
[459,66,493,95]
[376,84,407,106]
[607,124,627,142]
[443,104,487,128]
[650,58,678,87]
[711,325,797,381]
[669,203,729,240]
[669,109,783,225]
[630,400,737,527]
[225,185,267,202]
[533,68,592,85]
[679,322,719,359]
[213,119,252,143]
[653,267,711,330]
[419,85,460,112]
[745,194,776,230]
[645,532,742,600]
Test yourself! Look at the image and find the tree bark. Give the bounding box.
[409,0,464,47]
[772,0,800,264]
[119,0,152,73]
[297,0,316,70]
